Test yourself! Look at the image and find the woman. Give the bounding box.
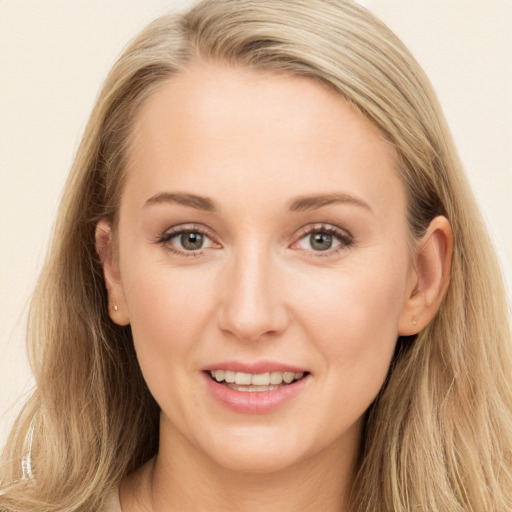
[1,0,511,510]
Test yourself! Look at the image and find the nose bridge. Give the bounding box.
[217,240,287,341]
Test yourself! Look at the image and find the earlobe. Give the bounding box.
[95,218,130,326]
[398,216,453,336]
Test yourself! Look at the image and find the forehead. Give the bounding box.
[125,64,404,218]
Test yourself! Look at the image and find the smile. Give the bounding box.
[209,370,305,391]
[204,368,310,413]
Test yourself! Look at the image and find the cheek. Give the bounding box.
[297,253,408,339]
[293,250,410,387]
[120,264,219,419]
[121,262,217,366]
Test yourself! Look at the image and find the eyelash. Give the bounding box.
[155,223,353,258]
[293,224,354,257]
[155,224,216,257]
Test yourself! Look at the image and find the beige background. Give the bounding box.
[1,0,511,446]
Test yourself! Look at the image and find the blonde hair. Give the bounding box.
[1,1,511,510]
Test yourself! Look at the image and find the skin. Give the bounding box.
[96,64,452,511]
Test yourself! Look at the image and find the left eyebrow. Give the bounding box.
[143,192,217,212]
[289,193,372,212]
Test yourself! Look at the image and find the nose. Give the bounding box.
[216,245,289,342]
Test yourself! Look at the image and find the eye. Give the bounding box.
[156,225,219,255]
[308,232,336,251]
[173,231,207,251]
[292,225,353,255]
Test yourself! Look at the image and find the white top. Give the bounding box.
[103,487,122,512]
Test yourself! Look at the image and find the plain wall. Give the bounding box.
[1,0,511,446]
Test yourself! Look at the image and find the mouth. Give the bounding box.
[207,370,309,392]
[204,365,311,413]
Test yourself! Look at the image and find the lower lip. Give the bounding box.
[203,373,310,414]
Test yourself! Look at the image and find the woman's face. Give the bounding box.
[108,64,418,474]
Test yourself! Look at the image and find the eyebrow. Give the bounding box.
[289,193,371,212]
[144,192,217,211]
[143,191,371,213]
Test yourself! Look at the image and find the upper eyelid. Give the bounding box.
[154,224,218,251]
[294,223,352,240]
[160,223,214,238]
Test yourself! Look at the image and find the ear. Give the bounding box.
[95,218,130,326]
[398,216,453,335]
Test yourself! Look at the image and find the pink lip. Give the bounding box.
[203,360,308,374]
[202,368,311,415]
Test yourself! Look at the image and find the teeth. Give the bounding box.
[234,372,252,385]
[251,372,270,385]
[270,371,283,385]
[210,370,305,386]
[227,384,279,392]
[283,372,295,384]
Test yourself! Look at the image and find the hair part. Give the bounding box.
[1,1,511,510]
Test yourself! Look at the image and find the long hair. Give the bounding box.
[1,1,511,510]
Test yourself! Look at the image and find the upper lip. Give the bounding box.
[203,360,309,374]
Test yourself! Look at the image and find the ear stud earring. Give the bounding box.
[412,318,418,326]
[113,304,119,312]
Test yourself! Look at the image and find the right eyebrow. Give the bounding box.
[289,192,371,212]
[143,192,217,212]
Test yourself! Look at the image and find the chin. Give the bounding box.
[179,421,295,470]
[209,443,306,475]
[195,422,333,476]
